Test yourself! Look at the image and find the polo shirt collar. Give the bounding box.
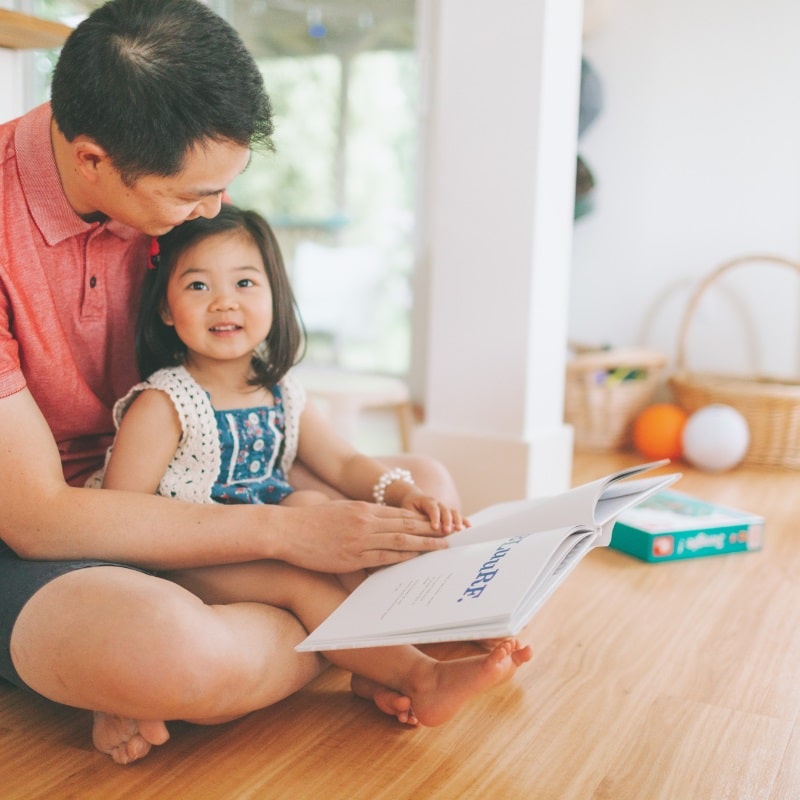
[15,103,136,246]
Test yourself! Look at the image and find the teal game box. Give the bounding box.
[610,489,764,563]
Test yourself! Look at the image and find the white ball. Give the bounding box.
[681,404,750,472]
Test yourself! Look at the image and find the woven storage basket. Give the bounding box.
[565,347,667,451]
[669,254,800,469]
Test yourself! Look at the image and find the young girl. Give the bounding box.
[100,204,531,728]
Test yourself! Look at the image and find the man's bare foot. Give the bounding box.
[403,639,532,727]
[92,712,170,765]
[350,674,418,725]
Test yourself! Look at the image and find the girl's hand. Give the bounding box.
[398,489,468,534]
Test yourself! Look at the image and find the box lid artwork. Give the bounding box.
[610,489,764,563]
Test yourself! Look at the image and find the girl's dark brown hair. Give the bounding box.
[136,204,305,386]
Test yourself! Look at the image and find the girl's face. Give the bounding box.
[161,229,273,370]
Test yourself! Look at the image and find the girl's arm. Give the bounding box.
[102,389,182,493]
[294,399,466,533]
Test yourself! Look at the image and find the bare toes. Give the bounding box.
[512,644,534,666]
[92,712,169,765]
[350,675,415,724]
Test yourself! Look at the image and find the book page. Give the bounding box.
[452,466,678,548]
[297,526,597,651]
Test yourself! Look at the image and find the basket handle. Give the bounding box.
[675,253,800,371]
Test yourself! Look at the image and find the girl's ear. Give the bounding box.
[159,302,174,326]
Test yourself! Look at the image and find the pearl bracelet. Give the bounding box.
[372,468,414,505]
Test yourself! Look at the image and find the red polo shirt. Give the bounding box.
[0,103,147,485]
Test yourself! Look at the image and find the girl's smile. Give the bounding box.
[209,323,243,334]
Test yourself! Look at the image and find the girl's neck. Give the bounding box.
[183,356,273,410]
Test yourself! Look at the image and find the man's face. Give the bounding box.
[96,139,251,236]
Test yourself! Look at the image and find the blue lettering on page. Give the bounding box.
[458,536,523,601]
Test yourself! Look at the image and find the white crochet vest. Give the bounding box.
[87,365,305,503]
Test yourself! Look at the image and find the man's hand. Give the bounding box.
[270,500,450,573]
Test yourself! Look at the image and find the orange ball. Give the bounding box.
[632,403,688,460]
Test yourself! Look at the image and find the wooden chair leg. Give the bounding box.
[394,401,415,452]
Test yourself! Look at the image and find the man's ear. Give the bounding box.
[72,137,111,183]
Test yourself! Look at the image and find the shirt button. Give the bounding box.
[249,461,261,473]
[248,412,259,424]
[89,276,97,288]
[253,439,265,452]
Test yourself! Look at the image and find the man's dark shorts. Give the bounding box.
[0,541,150,692]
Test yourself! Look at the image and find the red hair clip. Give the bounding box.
[148,238,160,269]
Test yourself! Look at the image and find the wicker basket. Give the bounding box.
[565,347,667,451]
[669,254,800,469]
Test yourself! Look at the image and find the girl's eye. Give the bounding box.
[237,278,255,288]
[187,281,208,291]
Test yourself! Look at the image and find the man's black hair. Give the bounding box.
[51,0,273,184]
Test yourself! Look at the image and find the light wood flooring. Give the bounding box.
[1,451,798,799]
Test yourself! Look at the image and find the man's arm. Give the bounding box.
[0,389,448,572]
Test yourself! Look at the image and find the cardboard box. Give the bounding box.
[610,489,764,563]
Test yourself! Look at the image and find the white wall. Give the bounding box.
[572,0,800,379]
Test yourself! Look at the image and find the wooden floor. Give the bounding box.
[2,451,799,799]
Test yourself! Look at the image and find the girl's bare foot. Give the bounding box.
[92,712,170,765]
[350,674,418,725]
[404,639,532,727]
[476,627,535,653]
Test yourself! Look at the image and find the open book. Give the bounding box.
[296,461,680,651]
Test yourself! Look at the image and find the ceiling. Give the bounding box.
[53,0,416,58]
[227,0,416,59]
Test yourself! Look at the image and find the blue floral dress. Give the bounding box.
[210,384,294,505]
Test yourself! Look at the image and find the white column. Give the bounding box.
[413,0,583,513]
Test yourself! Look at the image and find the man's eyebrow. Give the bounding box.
[183,187,226,199]
[182,152,252,197]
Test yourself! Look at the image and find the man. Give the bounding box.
[0,0,456,764]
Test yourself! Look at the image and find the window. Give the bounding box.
[28,0,419,375]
